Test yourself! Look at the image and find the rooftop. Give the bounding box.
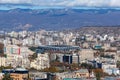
[37,45,80,53]
[75,69,89,73]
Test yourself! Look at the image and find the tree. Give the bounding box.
[5,64,13,69]
[0,65,13,72]
[70,63,79,70]
[0,43,4,54]
[81,63,94,69]
[93,69,103,80]
[28,53,37,61]
[29,47,37,52]
[117,61,120,68]
[2,73,13,80]
[32,53,37,59]
[96,72,101,80]
[0,66,4,72]
[55,55,59,62]
[42,67,59,73]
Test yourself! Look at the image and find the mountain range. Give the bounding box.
[0,8,120,31]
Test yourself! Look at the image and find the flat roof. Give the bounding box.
[37,45,80,52]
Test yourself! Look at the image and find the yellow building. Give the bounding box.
[74,69,89,78]
[10,73,28,80]
[2,68,29,80]
[11,68,28,80]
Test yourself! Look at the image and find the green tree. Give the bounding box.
[29,47,37,52]
[81,63,94,69]
[28,53,37,61]
[117,61,120,68]
[32,53,37,59]
[2,73,13,80]
[0,65,13,72]
[0,67,3,72]
[96,72,101,80]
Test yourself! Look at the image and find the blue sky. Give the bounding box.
[0,0,120,10]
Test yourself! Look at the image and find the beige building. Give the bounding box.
[10,73,28,80]
[82,42,89,48]
[55,69,90,80]
[117,50,120,61]
[79,49,95,63]
[74,69,89,78]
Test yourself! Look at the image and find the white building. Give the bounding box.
[0,57,6,67]
[102,63,117,71]
[104,68,120,75]
[4,45,34,56]
[30,53,50,70]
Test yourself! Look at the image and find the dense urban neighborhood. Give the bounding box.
[0,27,120,80]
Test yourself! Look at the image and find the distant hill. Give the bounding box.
[0,8,120,31]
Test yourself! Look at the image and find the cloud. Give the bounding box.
[57,0,120,7]
[0,0,32,4]
[0,0,120,8]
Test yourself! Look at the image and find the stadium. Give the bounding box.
[36,45,80,54]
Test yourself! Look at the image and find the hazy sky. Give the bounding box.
[0,0,120,10]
